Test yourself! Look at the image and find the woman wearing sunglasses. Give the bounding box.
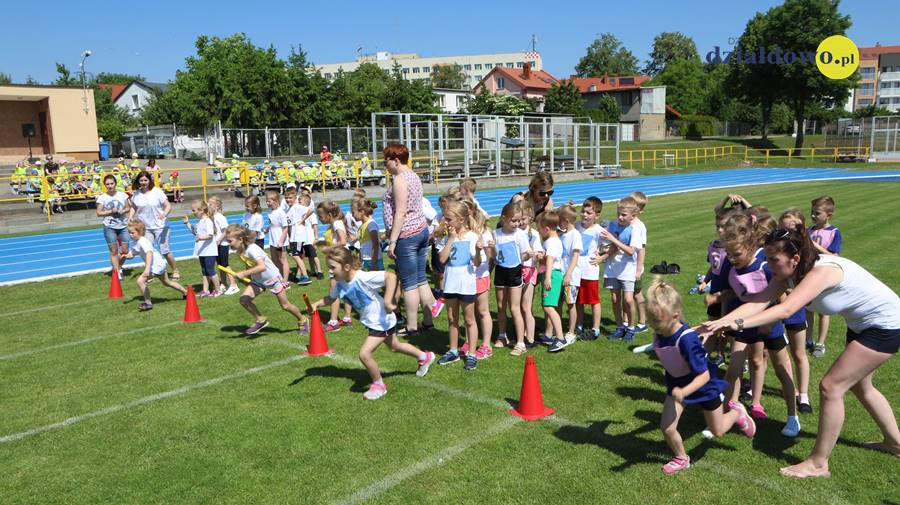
[510,172,555,220]
[702,226,900,478]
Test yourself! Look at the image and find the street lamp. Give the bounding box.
[79,49,91,114]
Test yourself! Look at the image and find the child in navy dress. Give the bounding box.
[648,277,756,475]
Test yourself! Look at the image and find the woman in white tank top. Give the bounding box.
[702,227,900,478]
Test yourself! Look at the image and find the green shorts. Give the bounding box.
[542,270,563,307]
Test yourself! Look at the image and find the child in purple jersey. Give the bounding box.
[807,195,842,358]
[648,277,755,475]
[780,209,813,415]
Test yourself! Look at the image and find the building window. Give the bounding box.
[860,67,875,79]
[412,67,420,73]
[516,61,524,68]
[588,85,596,92]
[506,62,514,68]
[474,75,482,81]
[883,66,895,73]
[474,63,482,70]
[423,67,430,73]
[858,99,872,106]
[402,68,409,74]
[325,73,332,79]
[463,64,471,70]
[496,63,503,68]
[437,95,445,107]
[859,83,874,96]
[622,92,633,106]
[457,95,468,108]
[131,95,140,109]
[484,63,492,69]
[497,77,505,89]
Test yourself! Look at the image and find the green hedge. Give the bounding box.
[679,114,718,139]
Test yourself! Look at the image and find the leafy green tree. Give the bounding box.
[643,32,699,76]
[94,87,138,140]
[726,12,781,139]
[851,104,892,119]
[94,72,145,84]
[589,94,621,124]
[575,33,639,77]
[430,63,466,89]
[648,58,708,115]
[25,75,39,85]
[0,72,11,84]
[544,81,584,115]
[54,63,78,86]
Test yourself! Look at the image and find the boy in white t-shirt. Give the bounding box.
[284,188,312,285]
[576,197,608,340]
[629,191,649,334]
[301,191,324,279]
[601,197,643,342]
[549,204,582,352]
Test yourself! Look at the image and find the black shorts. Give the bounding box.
[494,264,523,288]
[785,322,807,332]
[444,292,476,303]
[366,325,397,338]
[217,244,230,267]
[735,332,788,351]
[697,394,723,411]
[199,256,217,277]
[302,244,317,258]
[847,327,900,354]
[706,304,722,319]
[254,238,265,249]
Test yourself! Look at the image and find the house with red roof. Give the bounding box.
[473,63,558,112]
[563,74,680,140]
[99,81,168,117]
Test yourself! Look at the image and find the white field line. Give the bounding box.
[0,354,304,444]
[0,298,105,318]
[4,173,897,287]
[0,321,182,361]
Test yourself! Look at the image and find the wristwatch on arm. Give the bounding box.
[734,318,744,332]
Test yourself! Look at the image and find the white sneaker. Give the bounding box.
[224,285,240,295]
[701,428,715,439]
[633,343,655,354]
[563,332,577,344]
[363,383,387,400]
[117,269,124,280]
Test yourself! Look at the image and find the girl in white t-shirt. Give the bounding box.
[224,224,306,336]
[351,198,382,271]
[242,195,265,249]
[518,203,544,349]
[312,247,435,400]
[317,200,354,331]
[436,200,484,371]
[207,196,239,295]
[120,219,188,312]
[470,202,495,361]
[492,202,533,356]
[264,190,290,280]
[183,200,222,297]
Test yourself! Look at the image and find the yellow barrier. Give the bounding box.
[743,146,870,164]
[620,145,740,170]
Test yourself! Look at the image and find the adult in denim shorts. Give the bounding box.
[382,144,436,335]
[96,174,131,278]
[129,170,180,279]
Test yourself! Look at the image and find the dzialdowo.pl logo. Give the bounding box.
[706,35,859,80]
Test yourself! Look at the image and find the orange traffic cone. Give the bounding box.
[509,354,554,421]
[182,286,204,323]
[108,270,123,299]
[305,310,334,356]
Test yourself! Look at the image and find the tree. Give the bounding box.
[94,72,145,84]
[0,72,11,84]
[727,12,782,139]
[54,63,78,86]
[94,87,138,140]
[587,94,621,124]
[648,58,708,115]
[430,63,465,89]
[643,32,699,76]
[852,104,892,119]
[575,33,639,77]
[761,0,857,149]
[464,88,534,116]
[544,81,584,115]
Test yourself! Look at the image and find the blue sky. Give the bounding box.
[1,0,896,84]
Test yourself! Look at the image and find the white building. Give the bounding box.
[316,50,543,90]
[101,81,167,117]
[433,88,474,113]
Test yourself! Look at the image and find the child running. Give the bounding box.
[224,224,306,335]
[311,247,436,400]
[648,277,756,475]
[208,196,239,295]
[492,201,533,356]
[242,195,265,249]
[317,201,354,331]
[437,199,484,370]
[183,199,222,297]
[121,219,188,311]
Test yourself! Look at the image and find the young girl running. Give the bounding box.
[648,277,756,475]
[317,201,354,331]
[242,195,265,249]
[351,198,382,271]
[436,200,484,370]
[492,201,533,356]
[311,247,436,400]
[183,200,222,297]
[265,190,290,279]
[518,202,543,349]
[121,219,188,311]
[224,224,306,336]
[208,196,239,295]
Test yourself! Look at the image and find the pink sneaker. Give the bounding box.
[416,351,436,377]
[662,456,690,475]
[460,342,470,355]
[475,344,493,360]
[729,400,757,438]
[363,383,387,400]
[431,298,445,318]
[325,320,342,332]
[197,291,210,298]
[749,403,768,420]
[341,317,353,327]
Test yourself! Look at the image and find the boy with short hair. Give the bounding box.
[458,177,490,219]
[601,197,643,342]
[285,188,311,285]
[538,210,565,348]
[549,204,583,352]
[576,197,607,340]
[301,190,324,279]
[807,195,842,358]
[629,191,649,333]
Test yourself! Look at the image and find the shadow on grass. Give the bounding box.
[217,325,282,340]
[623,366,664,382]
[290,365,412,393]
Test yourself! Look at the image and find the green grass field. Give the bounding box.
[1,181,898,504]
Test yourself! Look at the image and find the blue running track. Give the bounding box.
[1,167,897,285]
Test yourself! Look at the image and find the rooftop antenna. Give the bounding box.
[531,34,537,52]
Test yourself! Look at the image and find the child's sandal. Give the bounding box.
[510,343,527,356]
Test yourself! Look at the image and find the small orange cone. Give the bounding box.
[108,271,123,299]
[305,310,333,356]
[182,286,204,323]
[510,354,554,421]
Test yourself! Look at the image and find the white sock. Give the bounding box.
[798,393,810,404]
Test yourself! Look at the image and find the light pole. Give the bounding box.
[79,49,91,114]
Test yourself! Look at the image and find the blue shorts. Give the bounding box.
[394,227,429,291]
[103,226,129,247]
[199,256,217,277]
[255,238,265,249]
[362,258,384,271]
[217,244,230,266]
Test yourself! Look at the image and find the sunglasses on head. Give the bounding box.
[766,228,800,254]
[538,190,554,197]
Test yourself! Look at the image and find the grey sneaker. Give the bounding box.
[463,354,477,370]
[812,343,826,358]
